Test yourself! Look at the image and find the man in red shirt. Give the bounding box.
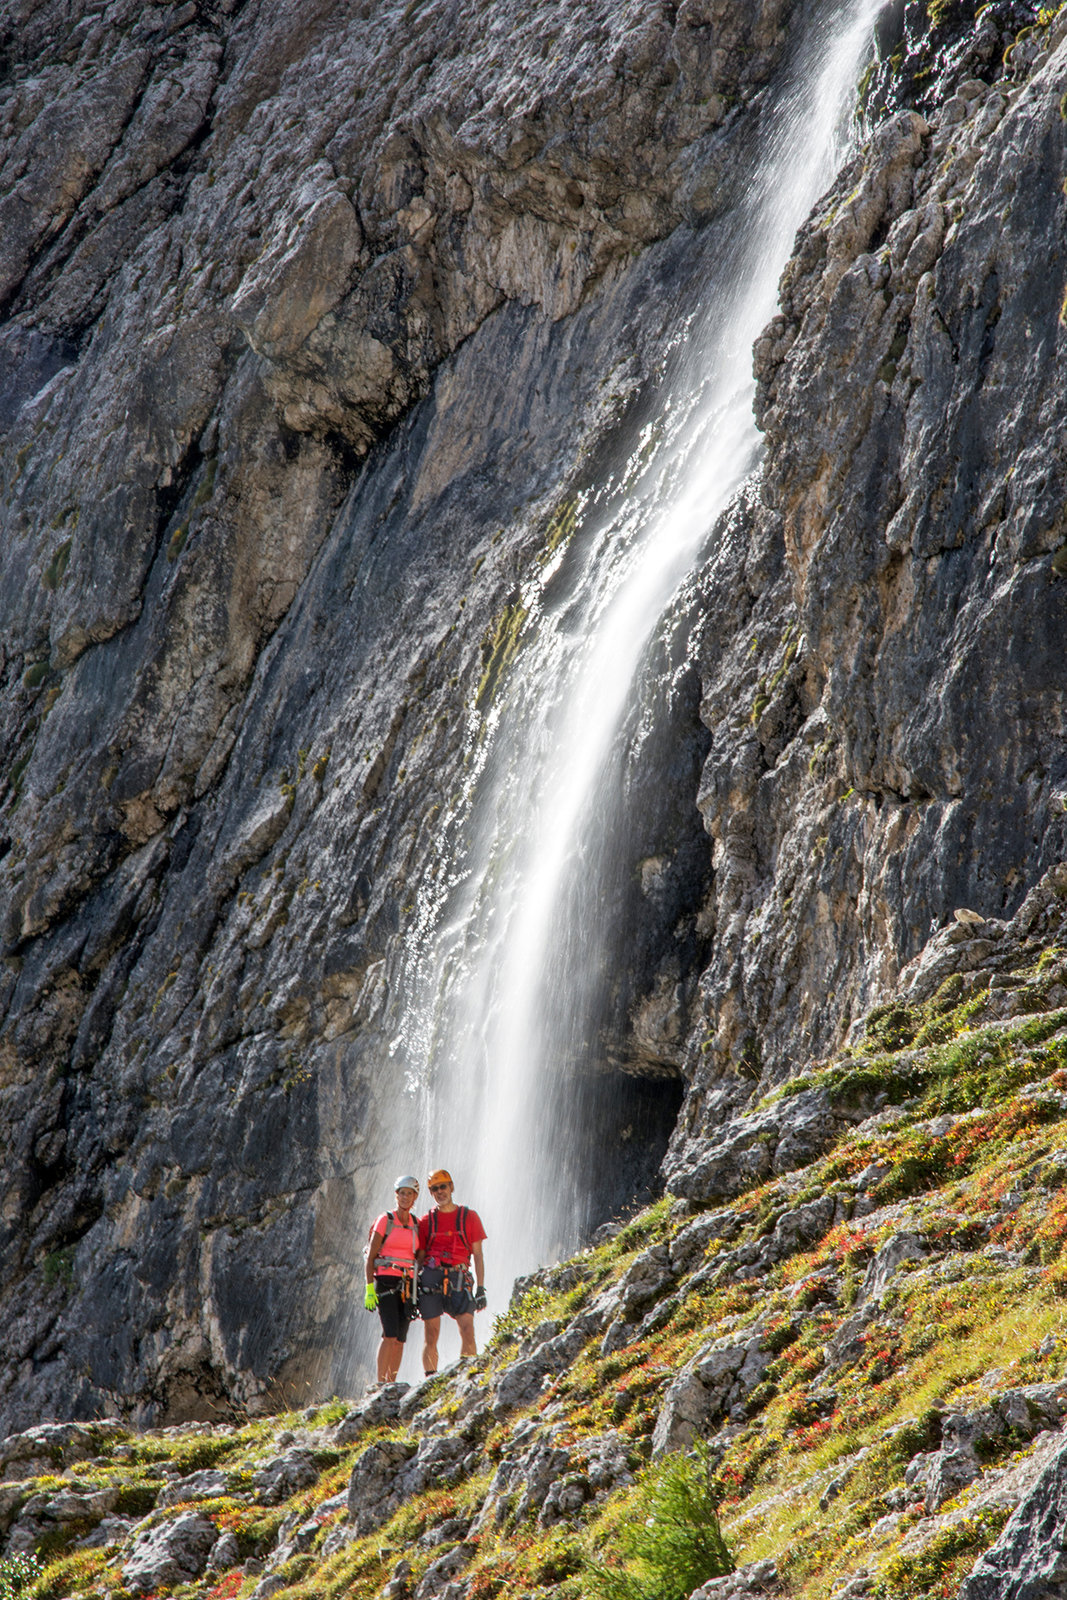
[416,1169,487,1376]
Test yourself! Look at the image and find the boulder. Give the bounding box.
[5,1485,120,1554]
[960,1435,1067,1599]
[77,1514,136,1549]
[333,1383,410,1444]
[652,1334,769,1456]
[492,1310,602,1414]
[252,1449,320,1504]
[859,1232,928,1306]
[669,1210,741,1275]
[159,1467,231,1506]
[207,1528,242,1570]
[123,1510,217,1594]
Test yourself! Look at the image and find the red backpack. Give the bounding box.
[425,1205,471,1263]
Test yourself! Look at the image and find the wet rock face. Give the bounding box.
[865,0,1040,123]
[669,8,1067,1163]
[0,0,805,1428]
[0,0,790,961]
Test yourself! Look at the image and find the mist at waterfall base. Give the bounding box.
[371,0,886,1374]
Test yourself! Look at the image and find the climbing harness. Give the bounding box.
[424,1204,471,1267]
[418,1260,473,1305]
[369,1210,420,1304]
[421,1205,478,1304]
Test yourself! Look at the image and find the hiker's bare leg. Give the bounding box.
[422,1316,441,1374]
[456,1312,477,1358]
[377,1336,402,1383]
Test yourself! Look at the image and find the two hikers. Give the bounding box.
[364,1167,487,1384]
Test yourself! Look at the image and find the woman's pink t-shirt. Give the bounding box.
[372,1212,418,1276]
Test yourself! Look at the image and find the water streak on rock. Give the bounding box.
[392,0,888,1323]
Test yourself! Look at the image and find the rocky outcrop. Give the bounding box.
[865,0,1043,123]
[474,1426,634,1530]
[668,1,1067,1166]
[961,1436,1067,1599]
[0,1419,124,1480]
[652,1330,771,1455]
[693,1564,780,1600]
[347,1431,481,1536]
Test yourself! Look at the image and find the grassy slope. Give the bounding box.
[3,894,1066,1600]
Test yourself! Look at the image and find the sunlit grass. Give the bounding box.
[14,932,1067,1600]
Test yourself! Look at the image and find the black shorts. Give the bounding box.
[418,1263,475,1319]
[375,1274,416,1341]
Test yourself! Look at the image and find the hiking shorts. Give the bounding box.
[417,1263,475,1319]
[374,1274,417,1342]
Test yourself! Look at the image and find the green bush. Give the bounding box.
[114,1483,162,1516]
[588,1446,733,1600]
[863,1004,920,1053]
[0,1554,42,1598]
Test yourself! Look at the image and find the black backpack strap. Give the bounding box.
[426,1208,470,1256]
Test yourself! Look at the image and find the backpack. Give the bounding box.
[368,1210,418,1273]
[425,1205,471,1262]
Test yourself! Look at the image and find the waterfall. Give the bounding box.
[389,0,885,1355]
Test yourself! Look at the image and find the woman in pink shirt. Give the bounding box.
[365,1175,420,1384]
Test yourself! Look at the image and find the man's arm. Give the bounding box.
[471,1240,484,1289]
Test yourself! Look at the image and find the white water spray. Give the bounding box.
[393,0,885,1345]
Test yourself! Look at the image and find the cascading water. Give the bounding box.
[390,0,886,1358]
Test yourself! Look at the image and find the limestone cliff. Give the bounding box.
[1,0,1066,1456]
[0,0,806,1428]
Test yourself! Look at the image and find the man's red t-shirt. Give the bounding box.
[418,1206,486,1266]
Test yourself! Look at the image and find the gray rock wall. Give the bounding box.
[0,0,809,1427]
[666,5,1067,1174]
[1,0,1065,1431]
